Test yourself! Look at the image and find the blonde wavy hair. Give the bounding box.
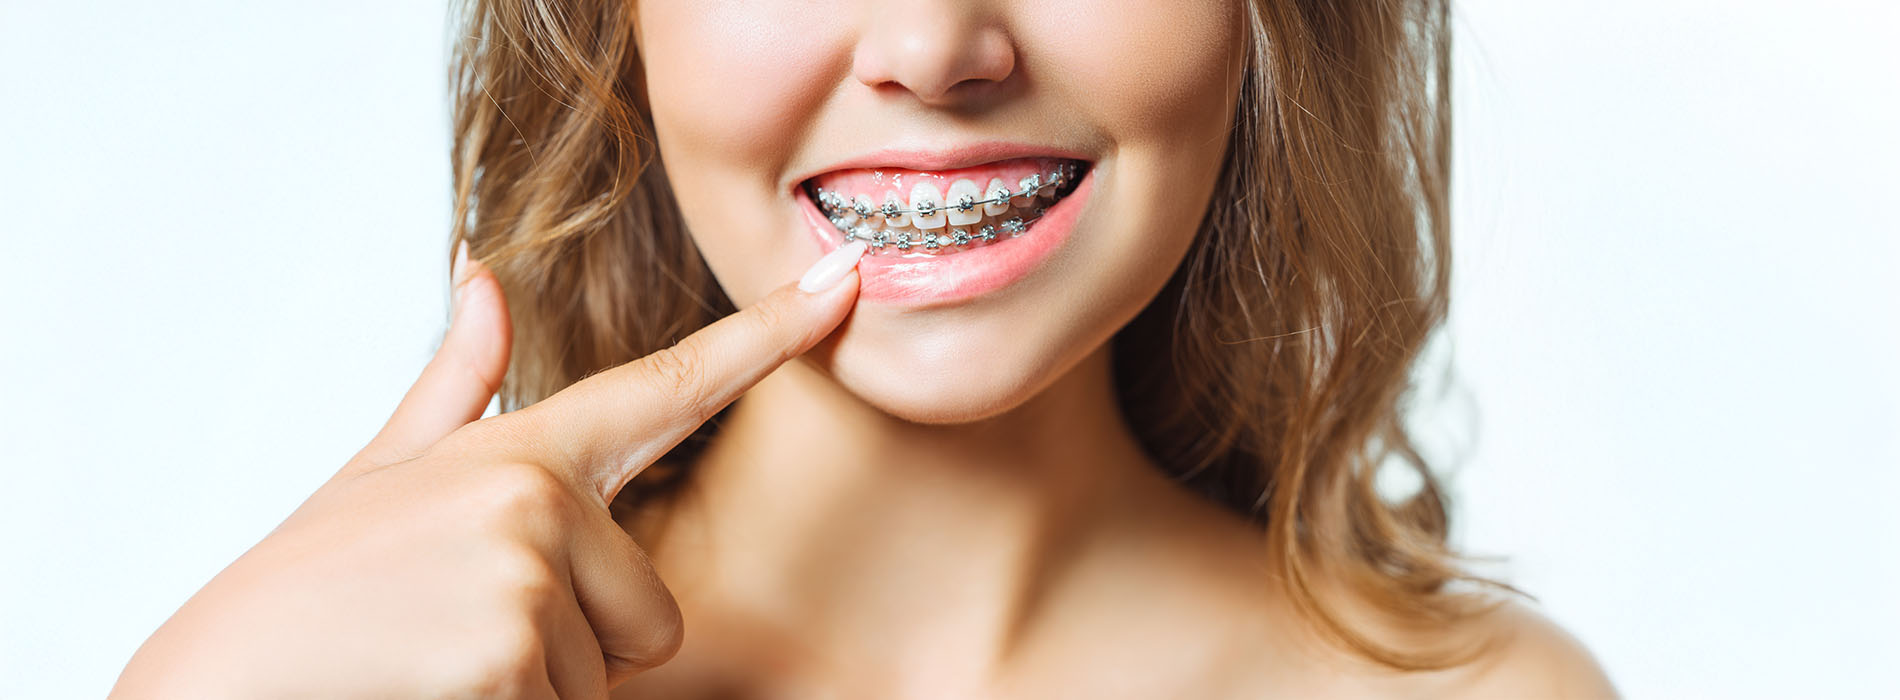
[448,0,1506,669]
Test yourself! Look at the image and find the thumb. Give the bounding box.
[355,240,513,468]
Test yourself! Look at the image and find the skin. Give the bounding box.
[640,0,1235,424]
[112,0,1616,697]
[628,0,1612,696]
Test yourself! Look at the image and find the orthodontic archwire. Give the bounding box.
[834,210,1047,251]
[813,162,1078,220]
[812,164,1079,251]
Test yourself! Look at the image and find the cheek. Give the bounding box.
[637,1,854,305]
[640,1,844,171]
[1042,0,1242,291]
[1037,0,1242,144]
[1031,0,1242,293]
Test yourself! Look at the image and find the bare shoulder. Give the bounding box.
[1429,598,1618,699]
[1111,478,1615,698]
[1211,595,1616,699]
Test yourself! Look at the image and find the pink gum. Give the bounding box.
[808,157,1071,202]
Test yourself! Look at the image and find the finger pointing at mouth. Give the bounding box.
[491,240,866,505]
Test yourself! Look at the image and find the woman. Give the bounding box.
[114,0,1614,696]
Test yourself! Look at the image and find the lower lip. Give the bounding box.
[796,168,1094,307]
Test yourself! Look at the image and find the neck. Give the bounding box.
[641,343,1178,682]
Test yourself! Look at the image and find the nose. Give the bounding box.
[851,1,1016,106]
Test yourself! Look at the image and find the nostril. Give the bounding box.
[851,9,1016,105]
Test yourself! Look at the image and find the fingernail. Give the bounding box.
[797,241,867,293]
[451,240,471,316]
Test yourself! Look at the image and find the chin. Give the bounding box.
[816,320,1079,426]
[830,363,1045,425]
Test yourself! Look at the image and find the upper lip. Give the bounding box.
[787,140,1094,192]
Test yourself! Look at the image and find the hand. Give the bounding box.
[111,240,866,698]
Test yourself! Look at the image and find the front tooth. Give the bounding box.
[984,178,1012,216]
[909,182,946,230]
[945,179,983,226]
[881,192,909,227]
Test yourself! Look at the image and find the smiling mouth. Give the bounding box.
[802,157,1089,256]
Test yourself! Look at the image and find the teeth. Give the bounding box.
[881,192,909,227]
[909,182,946,230]
[1012,174,1040,208]
[814,161,1083,256]
[945,179,983,226]
[984,178,1012,217]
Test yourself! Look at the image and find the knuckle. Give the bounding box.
[450,617,548,696]
[745,298,789,344]
[642,589,687,662]
[487,543,565,602]
[603,594,686,677]
[474,462,578,524]
[448,349,505,404]
[435,549,565,694]
[641,344,712,420]
[624,546,687,667]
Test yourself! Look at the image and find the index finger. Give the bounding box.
[495,242,865,504]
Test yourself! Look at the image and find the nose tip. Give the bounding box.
[851,4,1016,105]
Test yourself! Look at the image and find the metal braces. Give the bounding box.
[840,209,1048,253]
[812,162,1080,220]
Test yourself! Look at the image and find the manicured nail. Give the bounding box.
[797,241,867,293]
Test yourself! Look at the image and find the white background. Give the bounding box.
[2,1,1895,697]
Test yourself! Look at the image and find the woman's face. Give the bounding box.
[636,0,1243,423]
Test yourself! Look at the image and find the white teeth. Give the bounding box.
[984,178,1012,217]
[945,179,983,226]
[816,163,1083,256]
[909,182,946,230]
[1012,174,1040,208]
[881,192,909,227]
[833,194,860,225]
